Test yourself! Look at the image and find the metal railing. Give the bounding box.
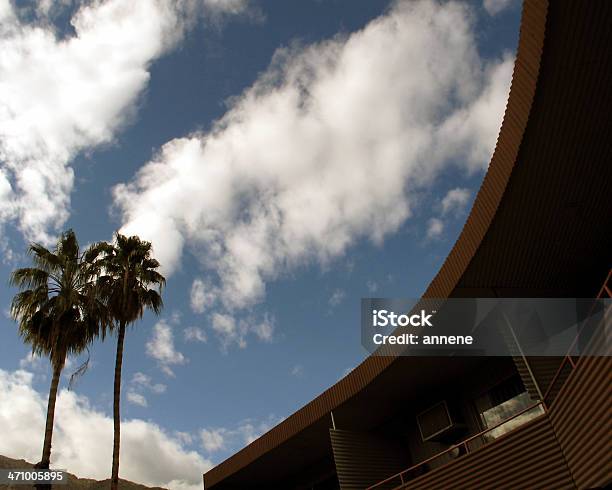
[542,269,611,408]
[367,270,611,490]
[366,401,546,489]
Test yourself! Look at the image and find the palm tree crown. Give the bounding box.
[10,229,107,370]
[97,234,165,326]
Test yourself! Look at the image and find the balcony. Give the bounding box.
[366,271,611,490]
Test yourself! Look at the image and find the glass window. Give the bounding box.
[481,392,543,441]
[472,375,544,446]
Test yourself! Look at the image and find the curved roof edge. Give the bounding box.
[204,0,549,486]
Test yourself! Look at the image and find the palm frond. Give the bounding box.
[68,347,90,391]
[10,267,50,290]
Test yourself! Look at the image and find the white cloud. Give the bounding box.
[190,278,218,314]
[0,0,251,245]
[203,0,250,14]
[0,235,20,265]
[483,0,516,16]
[432,57,513,172]
[199,415,280,455]
[126,391,148,407]
[441,187,471,216]
[235,417,279,445]
[425,187,472,240]
[131,372,151,386]
[209,311,274,349]
[19,352,46,371]
[145,320,187,376]
[203,0,255,23]
[184,326,208,343]
[427,218,444,240]
[149,384,166,395]
[250,313,275,342]
[131,371,166,394]
[290,364,304,377]
[175,431,194,446]
[328,289,346,307]
[0,368,210,490]
[34,0,74,20]
[200,428,226,453]
[114,0,513,319]
[211,313,245,349]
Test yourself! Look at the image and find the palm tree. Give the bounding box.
[10,230,108,470]
[97,234,165,490]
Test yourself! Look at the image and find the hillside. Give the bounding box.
[0,455,168,490]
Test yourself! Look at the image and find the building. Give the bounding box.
[203,1,612,488]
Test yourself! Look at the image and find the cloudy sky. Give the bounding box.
[0,0,520,488]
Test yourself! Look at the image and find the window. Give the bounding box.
[417,401,453,441]
[473,375,544,444]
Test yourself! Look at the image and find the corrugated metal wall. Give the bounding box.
[330,429,409,490]
[401,416,575,490]
[548,356,612,489]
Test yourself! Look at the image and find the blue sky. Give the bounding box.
[0,0,520,488]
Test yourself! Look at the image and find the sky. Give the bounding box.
[0,0,521,488]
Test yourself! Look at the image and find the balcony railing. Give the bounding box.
[366,401,546,490]
[542,269,611,407]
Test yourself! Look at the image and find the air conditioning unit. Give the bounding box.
[417,401,456,442]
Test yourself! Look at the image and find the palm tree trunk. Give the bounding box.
[39,362,62,468]
[34,361,62,490]
[111,321,126,490]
